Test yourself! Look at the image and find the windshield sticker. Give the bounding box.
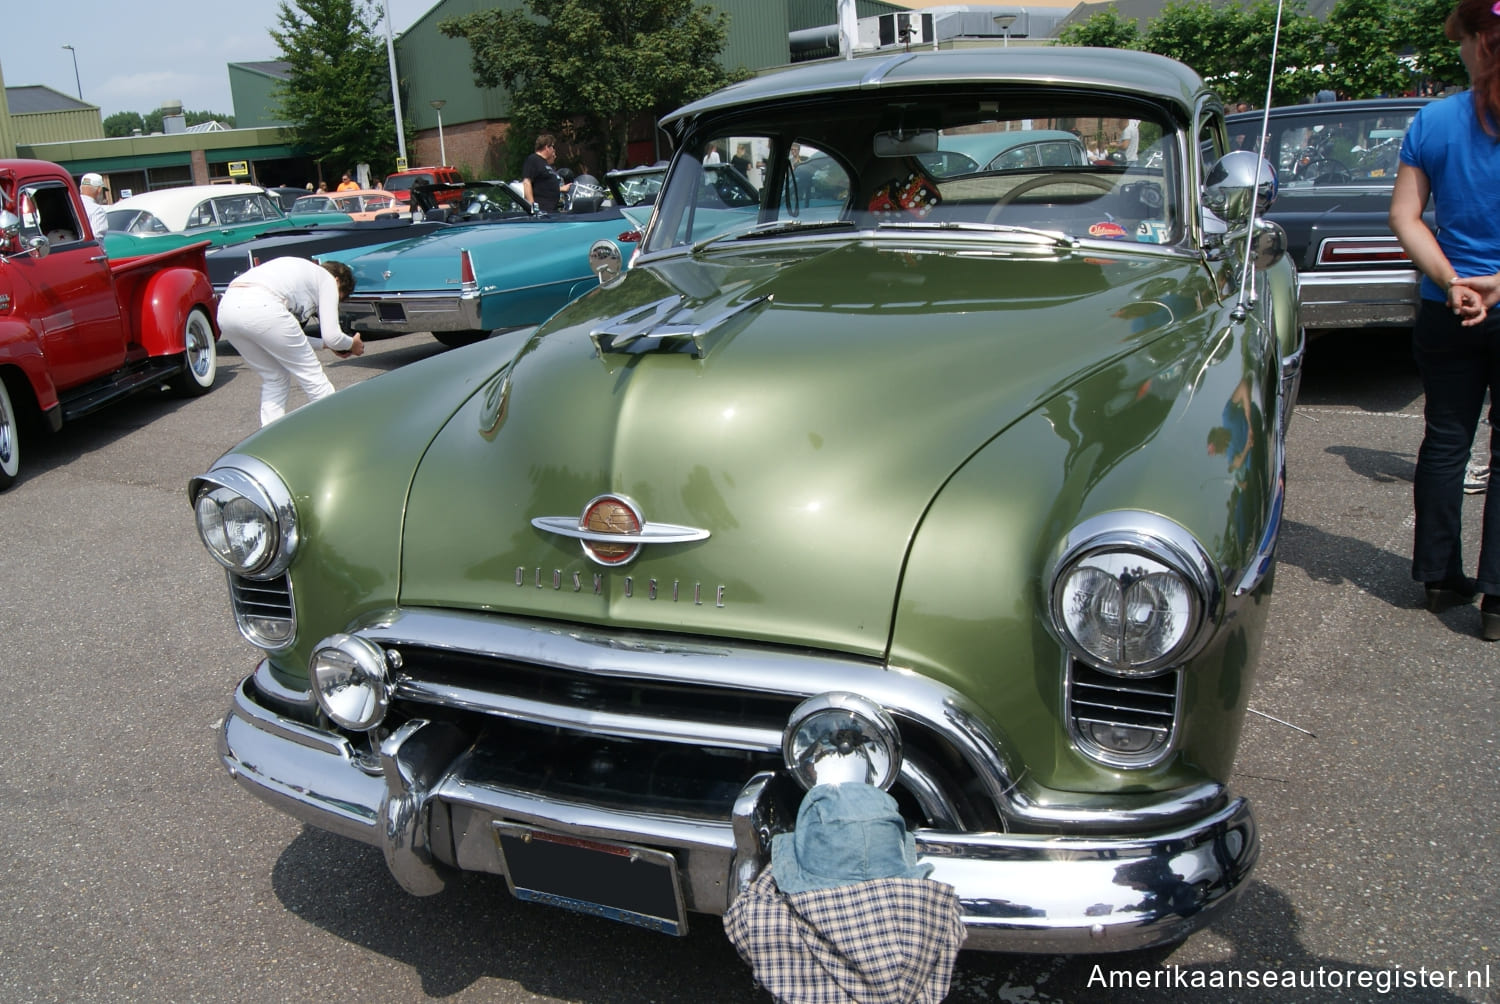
[1136,221,1171,244]
[1088,221,1128,239]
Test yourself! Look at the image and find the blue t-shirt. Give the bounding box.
[1400,91,1500,300]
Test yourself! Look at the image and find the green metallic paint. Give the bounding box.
[889,286,1281,795]
[237,331,528,688]
[396,241,1221,661]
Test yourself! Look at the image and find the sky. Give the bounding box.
[1,0,439,120]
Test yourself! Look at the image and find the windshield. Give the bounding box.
[1228,106,1418,188]
[643,90,1183,254]
[384,174,432,193]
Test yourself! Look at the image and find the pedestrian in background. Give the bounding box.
[78,173,109,236]
[336,172,358,192]
[217,258,364,427]
[522,134,570,212]
[1389,0,1500,640]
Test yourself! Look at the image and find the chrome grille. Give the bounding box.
[1067,661,1180,767]
[227,572,294,648]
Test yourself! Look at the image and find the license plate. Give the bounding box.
[493,822,687,936]
[376,302,407,323]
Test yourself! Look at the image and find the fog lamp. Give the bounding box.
[310,633,391,731]
[782,693,901,791]
[1082,721,1167,757]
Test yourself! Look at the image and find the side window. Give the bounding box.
[20,183,84,244]
[1199,115,1226,178]
[188,200,217,228]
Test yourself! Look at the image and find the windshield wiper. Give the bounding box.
[693,218,857,253]
[876,219,1078,248]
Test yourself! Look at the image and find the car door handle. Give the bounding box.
[89,255,108,263]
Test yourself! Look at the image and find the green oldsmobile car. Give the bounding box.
[192,47,1301,953]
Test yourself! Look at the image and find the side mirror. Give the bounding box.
[0,210,20,238]
[1203,150,1278,227]
[589,240,623,285]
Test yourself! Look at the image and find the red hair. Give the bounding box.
[1447,0,1500,134]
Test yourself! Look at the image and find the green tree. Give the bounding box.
[1323,0,1415,100]
[440,0,746,174]
[1056,8,1140,49]
[1404,0,1464,90]
[102,111,145,138]
[1142,0,1324,106]
[271,0,402,179]
[104,108,236,138]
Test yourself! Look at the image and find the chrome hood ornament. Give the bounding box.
[532,494,710,567]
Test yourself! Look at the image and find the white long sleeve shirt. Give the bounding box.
[227,256,356,353]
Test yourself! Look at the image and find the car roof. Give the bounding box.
[1227,97,1434,122]
[108,184,276,230]
[661,47,1210,133]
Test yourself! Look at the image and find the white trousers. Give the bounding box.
[218,288,336,427]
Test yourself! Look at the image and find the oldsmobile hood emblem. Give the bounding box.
[532,495,709,567]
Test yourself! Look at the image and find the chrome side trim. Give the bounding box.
[1236,330,1302,596]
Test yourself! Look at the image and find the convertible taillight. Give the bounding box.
[1316,236,1411,267]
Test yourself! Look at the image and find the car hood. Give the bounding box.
[398,241,1216,656]
[334,216,629,291]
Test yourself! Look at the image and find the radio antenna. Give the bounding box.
[1232,0,1287,320]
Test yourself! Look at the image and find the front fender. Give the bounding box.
[0,319,60,414]
[890,312,1278,796]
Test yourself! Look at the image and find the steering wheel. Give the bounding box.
[985,173,1116,224]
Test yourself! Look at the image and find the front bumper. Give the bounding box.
[221,664,1258,954]
[1298,267,1419,330]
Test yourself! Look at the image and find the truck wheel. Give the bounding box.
[171,308,217,396]
[0,377,20,492]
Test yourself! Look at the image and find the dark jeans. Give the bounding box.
[1411,299,1500,594]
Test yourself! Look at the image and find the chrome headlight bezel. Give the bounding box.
[1047,512,1221,678]
[189,455,298,581]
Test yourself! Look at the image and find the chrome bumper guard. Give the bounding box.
[1297,268,1418,329]
[222,670,1258,953]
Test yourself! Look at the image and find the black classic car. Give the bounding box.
[1228,97,1432,333]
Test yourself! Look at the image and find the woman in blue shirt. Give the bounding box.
[1390,0,1500,640]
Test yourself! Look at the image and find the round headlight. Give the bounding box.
[310,634,392,731]
[782,693,901,791]
[1053,550,1202,676]
[190,459,297,580]
[196,487,277,575]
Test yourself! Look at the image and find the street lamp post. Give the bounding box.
[382,0,407,166]
[430,99,447,166]
[61,45,81,100]
[993,14,1017,47]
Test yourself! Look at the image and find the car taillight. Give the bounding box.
[1316,237,1411,267]
[460,249,477,289]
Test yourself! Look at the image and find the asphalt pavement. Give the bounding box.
[0,328,1494,1003]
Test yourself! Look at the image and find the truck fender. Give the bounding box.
[0,319,62,418]
[138,267,217,356]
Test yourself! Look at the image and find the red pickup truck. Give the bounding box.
[0,159,218,491]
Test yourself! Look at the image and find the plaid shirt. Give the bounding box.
[723,869,966,1004]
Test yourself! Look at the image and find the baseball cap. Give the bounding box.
[80,173,104,188]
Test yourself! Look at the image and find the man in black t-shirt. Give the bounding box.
[522,133,571,212]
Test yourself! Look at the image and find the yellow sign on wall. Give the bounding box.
[228,161,249,177]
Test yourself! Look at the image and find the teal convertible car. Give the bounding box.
[194,47,1301,954]
[321,168,750,347]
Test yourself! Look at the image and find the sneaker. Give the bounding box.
[1465,463,1489,494]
